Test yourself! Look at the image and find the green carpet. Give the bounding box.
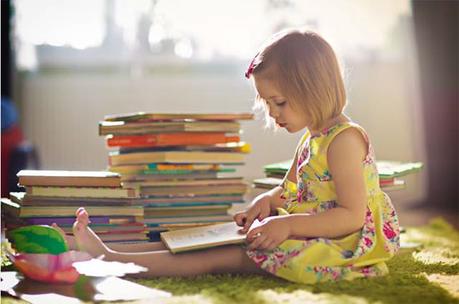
[2,218,458,304]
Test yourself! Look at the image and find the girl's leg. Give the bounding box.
[109,241,167,252]
[53,223,167,252]
[108,244,265,277]
[73,208,265,277]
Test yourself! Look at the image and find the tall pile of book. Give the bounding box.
[8,170,148,243]
[99,112,253,240]
[253,160,423,191]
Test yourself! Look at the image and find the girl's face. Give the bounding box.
[253,76,308,133]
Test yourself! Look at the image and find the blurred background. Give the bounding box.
[1,0,457,224]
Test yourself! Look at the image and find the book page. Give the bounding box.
[163,222,243,246]
[161,220,261,253]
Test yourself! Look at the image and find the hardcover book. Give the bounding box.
[99,121,241,136]
[160,220,260,253]
[17,170,121,187]
[376,161,424,179]
[106,133,240,148]
[108,151,246,166]
[103,112,254,122]
[19,205,144,217]
[25,186,139,199]
[140,183,247,196]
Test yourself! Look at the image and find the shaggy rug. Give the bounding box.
[2,218,458,304]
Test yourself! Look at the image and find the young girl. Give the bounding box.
[63,29,400,284]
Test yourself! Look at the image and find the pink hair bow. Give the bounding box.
[245,52,260,79]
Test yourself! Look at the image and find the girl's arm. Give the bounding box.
[247,128,368,244]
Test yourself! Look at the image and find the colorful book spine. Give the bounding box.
[107,133,240,148]
[24,216,111,225]
[26,186,139,198]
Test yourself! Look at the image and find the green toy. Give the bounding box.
[8,225,69,254]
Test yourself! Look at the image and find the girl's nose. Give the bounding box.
[268,106,279,119]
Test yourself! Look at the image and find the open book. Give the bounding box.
[160,221,260,253]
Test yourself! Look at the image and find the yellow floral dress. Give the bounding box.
[246,122,400,284]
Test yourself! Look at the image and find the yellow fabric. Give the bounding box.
[247,122,400,284]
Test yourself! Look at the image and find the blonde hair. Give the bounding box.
[249,29,346,130]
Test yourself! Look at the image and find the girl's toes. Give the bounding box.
[75,208,90,225]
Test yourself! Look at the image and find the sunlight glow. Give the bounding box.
[13,0,412,69]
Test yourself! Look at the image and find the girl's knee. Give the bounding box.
[208,246,258,274]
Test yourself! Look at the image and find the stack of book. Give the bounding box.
[9,170,148,243]
[253,160,423,191]
[99,112,253,240]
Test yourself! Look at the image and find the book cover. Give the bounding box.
[99,121,241,136]
[19,205,144,217]
[160,221,260,253]
[12,191,244,207]
[263,160,423,179]
[380,179,406,191]
[98,233,149,242]
[122,177,244,188]
[376,161,424,178]
[104,112,254,122]
[17,170,121,187]
[10,191,141,206]
[131,194,244,205]
[115,142,251,154]
[140,183,247,197]
[24,216,111,225]
[108,151,246,166]
[145,214,233,225]
[23,216,137,226]
[148,163,220,170]
[264,160,292,174]
[106,133,240,148]
[25,186,139,199]
[144,205,230,218]
[59,222,146,234]
[158,222,229,230]
[252,177,283,189]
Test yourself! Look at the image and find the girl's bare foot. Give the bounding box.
[72,207,111,258]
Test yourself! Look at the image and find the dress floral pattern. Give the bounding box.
[246,122,400,284]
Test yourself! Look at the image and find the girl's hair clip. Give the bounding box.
[245,52,260,79]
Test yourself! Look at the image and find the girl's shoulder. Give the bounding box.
[325,121,374,164]
[321,121,370,146]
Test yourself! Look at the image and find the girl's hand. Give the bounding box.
[246,216,291,251]
[233,193,272,233]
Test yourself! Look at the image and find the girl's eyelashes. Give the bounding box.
[262,98,286,107]
[275,101,287,106]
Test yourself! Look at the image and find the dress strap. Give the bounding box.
[320,122,371,160]
[298,129,311,149]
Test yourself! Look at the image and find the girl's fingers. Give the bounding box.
[248,233,267,250]
[234,213,246,227]
[266,240,278,251]
[258,238,273,250]
[247,227,262,241]
[243,213,257,232]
